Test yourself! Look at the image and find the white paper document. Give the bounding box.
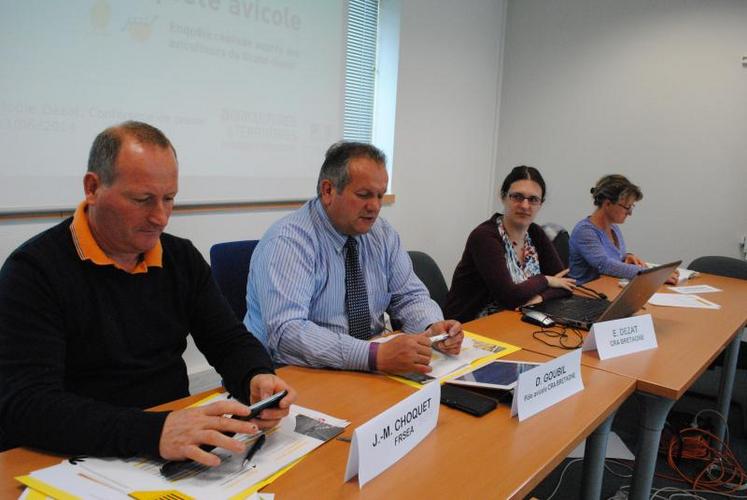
[427,335,507,379]
[389,334,510,384]
[20,402,348,499]
[648,293,720,309]
[667,284,722,294]
[25,459,126,499]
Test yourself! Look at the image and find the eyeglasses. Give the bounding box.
[616,202,635,213]
[508,192,543,206]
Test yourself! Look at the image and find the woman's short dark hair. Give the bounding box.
[500,165,546,201]
[590,174,643,207]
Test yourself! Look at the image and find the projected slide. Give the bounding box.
[0,0,344,211]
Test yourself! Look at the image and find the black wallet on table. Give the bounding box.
[440,384,498,416]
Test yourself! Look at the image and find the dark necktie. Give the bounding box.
[344,237,371,340]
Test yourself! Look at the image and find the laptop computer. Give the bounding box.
[521,260,682,330]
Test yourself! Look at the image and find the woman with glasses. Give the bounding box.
[569,174,677,284]
[444,166,575,322]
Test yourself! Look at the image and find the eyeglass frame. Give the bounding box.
[616,202,635,213]
[507,192,544,206]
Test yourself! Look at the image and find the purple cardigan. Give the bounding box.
[568,217,641,284]
[444,214,570,322]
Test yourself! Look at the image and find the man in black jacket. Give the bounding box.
[0,121,295,467]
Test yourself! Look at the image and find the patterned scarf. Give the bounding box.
[497,217,541,283]
[477,218,542,317]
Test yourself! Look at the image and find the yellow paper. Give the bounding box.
[129,490,194,500]
[16,475,80,500]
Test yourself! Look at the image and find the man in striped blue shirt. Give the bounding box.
[245,142,463,374]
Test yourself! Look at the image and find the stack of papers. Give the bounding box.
[674,268,699,284]
[427,333,519,379]
[382,332,520,387]
[17,397,349,499]
[645,263,699,284]
[667,284,721,294]
[648,293,720,309]
[648,282,722,309]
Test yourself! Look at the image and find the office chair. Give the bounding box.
[541,223,570,268]
[408,250,449,312]
[209,240,260,321]
[689,255,747,371]
[689,256,747,281]
[688,255,747,430]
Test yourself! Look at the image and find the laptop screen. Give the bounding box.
[596,260,682,323]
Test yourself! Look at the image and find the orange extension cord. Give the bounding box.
[657,426,747,493]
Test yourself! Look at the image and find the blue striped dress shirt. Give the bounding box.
[244,198,443,370]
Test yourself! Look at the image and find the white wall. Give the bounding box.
[0,0,507,375]
[383,0,506,282]
[496,0,747,266]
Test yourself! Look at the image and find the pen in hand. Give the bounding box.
[429,333,449,344]
[242,433,266,468]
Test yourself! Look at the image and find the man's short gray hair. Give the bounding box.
[87,121,176,185]
[316,141,386,195]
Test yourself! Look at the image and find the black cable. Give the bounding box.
[532,325,584,349]
[575,284,608,300]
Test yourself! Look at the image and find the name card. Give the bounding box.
[511,349,583,421]
[344,381,439,488]
[583,314,657,360]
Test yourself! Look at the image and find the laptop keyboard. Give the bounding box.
[539,296,610,321]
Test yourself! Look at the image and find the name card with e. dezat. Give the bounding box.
[582,314,657,360]
[344,381,439,488]
[511,349,583,421]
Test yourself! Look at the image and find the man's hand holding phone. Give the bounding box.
[158,374,296,469]
[248,374,296,430]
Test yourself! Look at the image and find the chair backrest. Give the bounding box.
[408,250,449,311]
[542,222,570,268]
[689,256,747,372]
[688,256,747,281]
[209,240,260,321]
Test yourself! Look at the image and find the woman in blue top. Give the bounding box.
[569,174,678,284]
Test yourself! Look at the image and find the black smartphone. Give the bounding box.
[244,390,288,419]
[440,384,497,417]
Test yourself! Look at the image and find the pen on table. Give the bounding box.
[242,433,266,468]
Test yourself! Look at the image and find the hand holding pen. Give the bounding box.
[426,319,464,355]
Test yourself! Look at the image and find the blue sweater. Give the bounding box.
[568,217,641,284]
